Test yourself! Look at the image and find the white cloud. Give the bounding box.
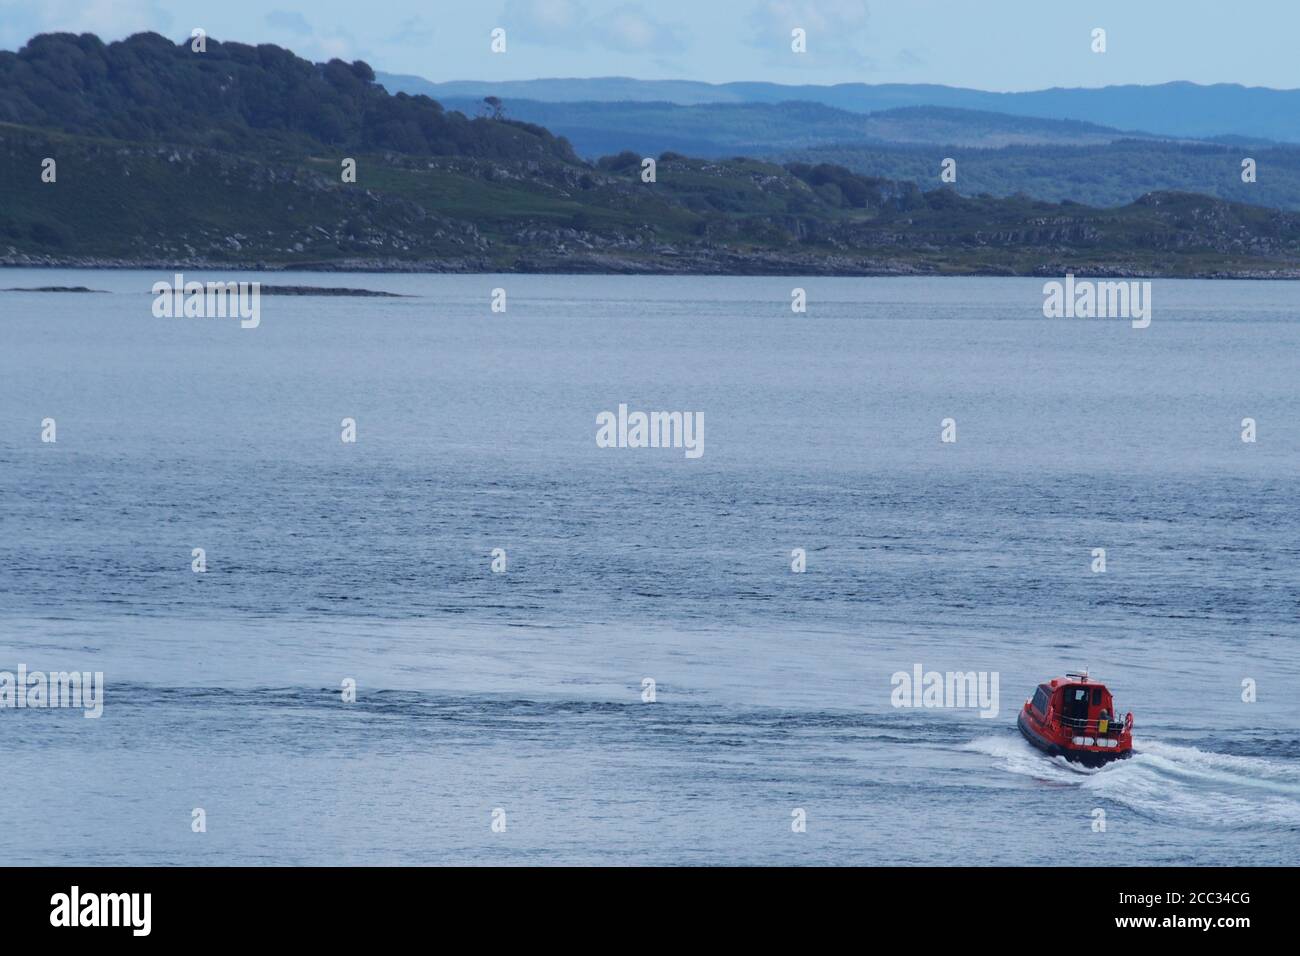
[264,10,312,37]
[0,0,172,48]
[599,5,683,53]
[748,0,873,66]
[500,0,685,53]
[502,0,587,44]
[256,8,358,62]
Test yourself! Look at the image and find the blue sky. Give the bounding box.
[2,0,1297,91]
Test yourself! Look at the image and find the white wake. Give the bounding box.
[964,736,1300,828]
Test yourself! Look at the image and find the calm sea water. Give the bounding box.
[1,270,1297,865]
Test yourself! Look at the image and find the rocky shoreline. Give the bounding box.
[4,253,1298,280]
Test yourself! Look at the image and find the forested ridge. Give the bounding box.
[0,32,575,161]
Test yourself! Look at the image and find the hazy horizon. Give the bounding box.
[376,74,1300,94]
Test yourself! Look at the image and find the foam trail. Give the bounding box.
[968,735,1300,828]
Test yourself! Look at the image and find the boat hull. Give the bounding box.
[1017,710,1131,767]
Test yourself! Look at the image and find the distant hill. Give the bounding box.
[435,99,1155,157]
[378,74,1300,144]
[424,95,1300,213]
[5,34,1300,277]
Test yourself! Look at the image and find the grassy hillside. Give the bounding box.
[6,122,1300,277]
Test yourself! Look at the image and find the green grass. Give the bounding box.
[4,123,1300,276]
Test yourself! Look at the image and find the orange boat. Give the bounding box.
[1017,671,1133,767]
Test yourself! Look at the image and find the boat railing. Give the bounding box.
[1056,715,1128,735]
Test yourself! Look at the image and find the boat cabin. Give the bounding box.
[1029,674,1124,739]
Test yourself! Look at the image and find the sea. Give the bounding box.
[1,270,1297,865]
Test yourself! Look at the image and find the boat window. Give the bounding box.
[1092,688,1102,705]
[1065,688,1090,722]
[1032,688,1049,714]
